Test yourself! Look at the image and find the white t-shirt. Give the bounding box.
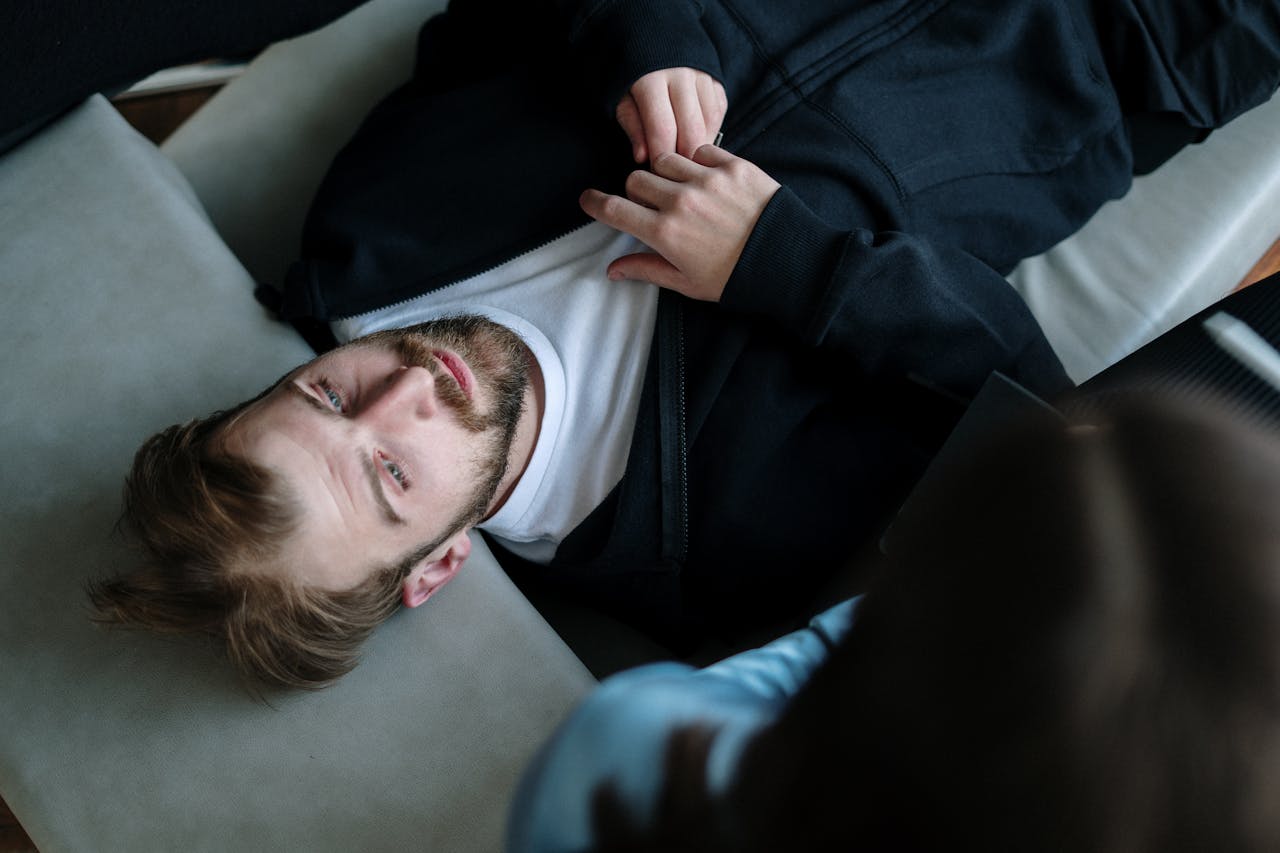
[330,222,659,563]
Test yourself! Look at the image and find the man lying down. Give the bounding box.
[90,0,1280,687]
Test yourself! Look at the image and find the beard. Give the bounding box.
[352,315,532,529]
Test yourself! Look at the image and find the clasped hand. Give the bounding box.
[584,67,779,301]
[617,67,727,164]
[581,146,781,301]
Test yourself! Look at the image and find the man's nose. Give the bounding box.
[364,365,438,422]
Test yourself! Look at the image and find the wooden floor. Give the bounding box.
[0,799,35,853]
[1241,235,1280,290]
[113,86,220,145]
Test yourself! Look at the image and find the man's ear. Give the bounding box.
[401,531,472,609]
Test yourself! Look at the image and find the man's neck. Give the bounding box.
[484,344,545,518]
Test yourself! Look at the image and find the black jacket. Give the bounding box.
[279,0,1280,645]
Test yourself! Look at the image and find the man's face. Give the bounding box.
[225,316,531,597]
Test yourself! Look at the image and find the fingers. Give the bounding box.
[649,150,707,183]
[621,152,722,215]
[589,147,753,218]
[620,68,729,164]
[607,252,691,293]
[690,143,735,168]
[586,147,740,231]
[668,75,707,158]
[697,75,727,144]
[583,143,777,303]
[630,75,678,165]
[580,188,698,298]
[580,188,657,240]
[644,146,736,188]
[623,168,680,210]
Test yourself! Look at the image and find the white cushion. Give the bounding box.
[1010,93,1280,382]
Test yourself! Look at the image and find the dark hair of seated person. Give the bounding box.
[588,394,1280,852]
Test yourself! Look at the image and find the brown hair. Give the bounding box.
[89,403,411,690]
[591,395,1280,851]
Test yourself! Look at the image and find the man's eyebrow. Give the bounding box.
[284,382,407,528]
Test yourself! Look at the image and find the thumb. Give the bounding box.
[608,252,691,294]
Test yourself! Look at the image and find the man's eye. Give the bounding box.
[321,385,344,412]
[381,457,407,486]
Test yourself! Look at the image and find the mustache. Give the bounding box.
[396,336,486,432]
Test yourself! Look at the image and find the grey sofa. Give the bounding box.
[0,1,594,851]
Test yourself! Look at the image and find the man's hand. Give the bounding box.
[580,145,781,302]
[617,68,727,163]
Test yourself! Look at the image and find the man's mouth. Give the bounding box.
[432,349,473,399]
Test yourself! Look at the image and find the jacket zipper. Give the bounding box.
[674,300,690,565]
[653,292,692,568]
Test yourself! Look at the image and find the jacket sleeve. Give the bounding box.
[720,185,1074,400]
[550,0,724,117]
